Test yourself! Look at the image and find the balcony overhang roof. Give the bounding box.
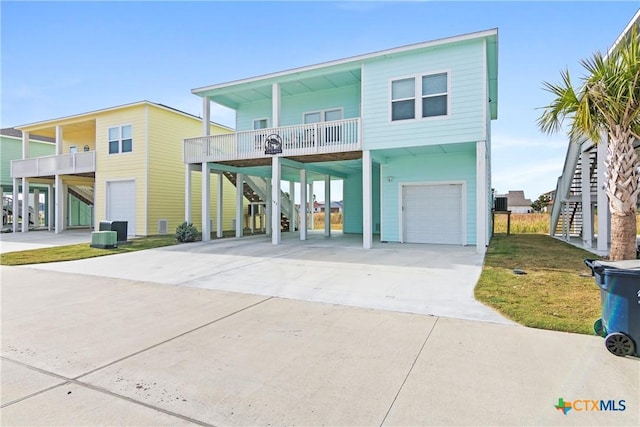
[193,28,498,118]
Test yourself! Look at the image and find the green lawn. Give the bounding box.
[475,234,603,335]
[0,236,179,266]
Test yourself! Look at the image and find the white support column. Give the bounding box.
[201,163,210,241]
[236,173,243,237]
[271,157,281,245]
[12,178,19,233]
[272,83,281,127]
[476,140,488,253]
[266,178,272,235]
[185,165,192,223]
[54,175,63,234]
[47,183,53,231]
[597,135,609,252]
[22,131,29,159]
[581,150,593,248]
[363,150,373,249]
[33,188,40,227]
[21,178,29,232]
[55,126,63,155]
[300,169,307,240]
[289,181,295,232]
[216,172,223,238]
[308,183,313,230]
[202,96,211,136]
[324,175,331,237]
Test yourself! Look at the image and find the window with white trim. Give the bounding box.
[391,72,448,121]
[108,125,133,154]
[253,118,268,130]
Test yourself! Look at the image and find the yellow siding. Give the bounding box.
[94,105,148,235]
[147,106,240,235]
[60,124,96,153]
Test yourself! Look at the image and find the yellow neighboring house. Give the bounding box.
[11,101,239,236]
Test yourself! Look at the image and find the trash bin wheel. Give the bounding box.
[594,318,606,337]
[604,332,635,357]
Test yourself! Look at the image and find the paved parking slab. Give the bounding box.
[81,298,436,426]
[0,360,66,406]
[24,233,511,324]
[1,383,196,426]
[384,317,640,426]
[1,267,638,426]
[1,267,266,378]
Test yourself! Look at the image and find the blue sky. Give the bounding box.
[2,1,639,202]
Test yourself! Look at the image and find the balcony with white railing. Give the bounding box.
[11,151,96,178]
[184,118,361,164]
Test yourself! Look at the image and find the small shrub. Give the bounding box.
[176,222,198,242]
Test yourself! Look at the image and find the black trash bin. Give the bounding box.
[585,259,640,357]
[99,220,128,243]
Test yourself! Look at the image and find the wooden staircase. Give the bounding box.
[222,172,292,232]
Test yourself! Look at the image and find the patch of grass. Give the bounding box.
[475,234,603,335]
[0,235,179,266]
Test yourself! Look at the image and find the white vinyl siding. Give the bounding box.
[402,183,463,245]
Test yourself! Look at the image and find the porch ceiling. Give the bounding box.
[208,68,361,109]
[19,119,96,139]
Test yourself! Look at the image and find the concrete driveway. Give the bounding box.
[2,231,639,426]
[16,231,509,324]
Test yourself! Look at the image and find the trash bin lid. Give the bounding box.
[594,260,640,271]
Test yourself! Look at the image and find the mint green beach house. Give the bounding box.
[184,29,498,252]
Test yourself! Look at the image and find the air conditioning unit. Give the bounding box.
[494,196,508,212]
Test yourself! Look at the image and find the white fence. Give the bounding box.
[184,118,360,163]
[11,151,96,178]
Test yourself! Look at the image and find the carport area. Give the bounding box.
[22,230,508,323]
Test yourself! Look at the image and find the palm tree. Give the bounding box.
[538,26,640,260]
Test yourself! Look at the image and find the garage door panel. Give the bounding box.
[106,180,136,236]
[403,184,462,245]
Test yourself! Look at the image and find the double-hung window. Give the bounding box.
[108,125,133,154]
[391,72,448,121]
[304,108,343,144]
[422,73,448,117]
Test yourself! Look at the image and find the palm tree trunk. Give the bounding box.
[609,212,637,260]
[605,130,639,261]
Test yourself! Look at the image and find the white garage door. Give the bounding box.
[106,180,136,236]
[402,184,463,245]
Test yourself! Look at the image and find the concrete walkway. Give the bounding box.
[1,266,638,426]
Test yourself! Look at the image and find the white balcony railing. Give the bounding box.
[184,118,361,164]
[11,151,96,178]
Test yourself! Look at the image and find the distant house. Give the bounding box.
[502,190,532,214]
[317,201,343,214]
[9,101,238,236]
[1,128,56,228]
[540,190,555,213]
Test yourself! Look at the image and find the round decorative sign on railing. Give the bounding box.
[264,133,283,155]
